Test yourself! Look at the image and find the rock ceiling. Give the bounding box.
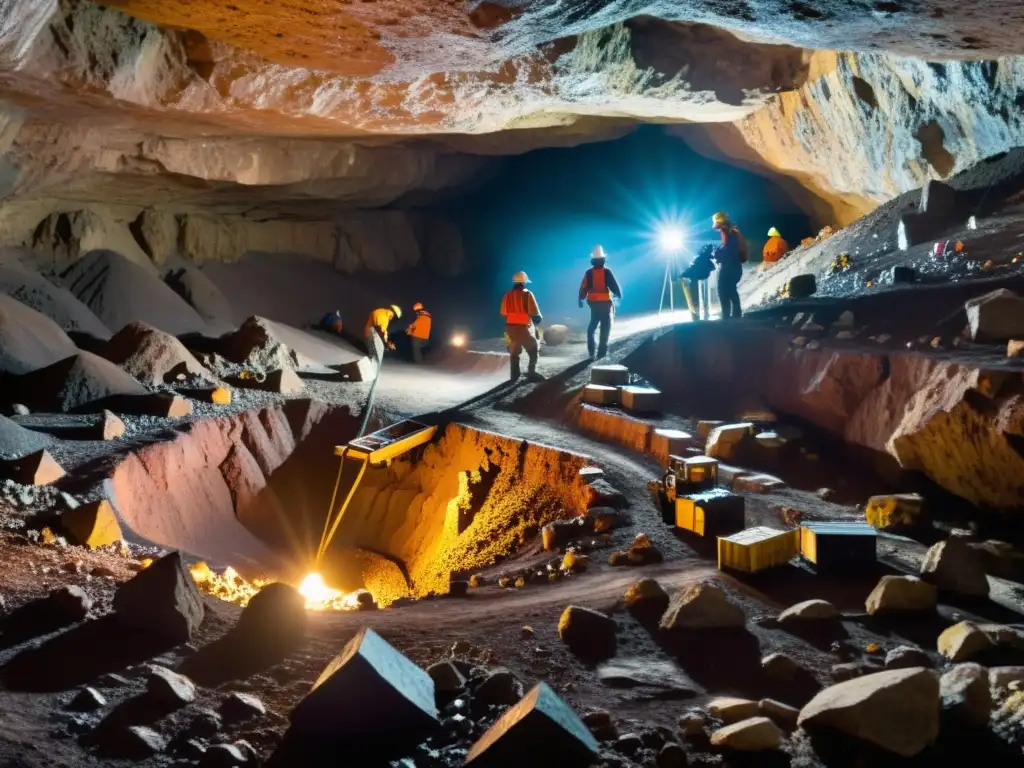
[1,0,1024,226]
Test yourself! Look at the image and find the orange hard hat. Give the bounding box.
[412,302,424,311]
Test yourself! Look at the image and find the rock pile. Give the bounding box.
[61,250,208,336]
[8,352,149,413]
[0,252,111,338]
[102,322,218,388]
[0,293,80,375]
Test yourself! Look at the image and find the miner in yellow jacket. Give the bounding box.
[365,304,401,362]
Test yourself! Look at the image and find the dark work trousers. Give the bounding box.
[410,337,427,363]
[505,324,538,380]
[718,267,742,320]
[586,299,613,359]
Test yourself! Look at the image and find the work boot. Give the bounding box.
[525,371,545,383]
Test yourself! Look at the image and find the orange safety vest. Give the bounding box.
[762,236,789,263]
[500,287,538,326]
[582,267,611,301]
[407,310,432,340]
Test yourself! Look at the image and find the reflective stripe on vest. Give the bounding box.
[501,288,532,325]
[587,267,610,301]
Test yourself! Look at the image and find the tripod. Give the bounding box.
[659,252,680,315]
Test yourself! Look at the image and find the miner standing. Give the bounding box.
[404,302,432,363]
[578,245,623,360]
[500,271,544,382]
[711,212,747,320]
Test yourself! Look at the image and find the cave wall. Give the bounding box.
[0,203,469,277]
[682,51,1024,227]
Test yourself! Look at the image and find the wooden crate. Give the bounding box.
[800,522,877,571]
[718,527,799,573]
[675,488,744,537]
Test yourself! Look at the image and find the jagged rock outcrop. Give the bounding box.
[1,0,1020,244]
[687,52,1024,226]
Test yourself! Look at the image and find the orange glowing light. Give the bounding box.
[298,572,361,611]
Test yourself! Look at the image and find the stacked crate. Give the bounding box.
[718,527,800,573]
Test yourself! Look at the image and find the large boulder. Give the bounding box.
[777,599,838,623]
[938,621,1024,662]
[113,551,205,642]
[542,325,570,346]
[705,422,755,461]
[465,682,599,767]
[288,628,438,751]
[709,716,783,751]
[940,663,991,727]
[235,582,306,651]
[60,499,123,549]
[797,668,940,757]
[557,606,617,659]
[865,493,924,530]
[865,575,936,615]
[920,537,990,596]
[966,289,1024,342]
[659,581,746,630]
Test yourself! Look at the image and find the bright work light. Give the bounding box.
[657,226,685,254]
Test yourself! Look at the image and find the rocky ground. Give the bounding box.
[3,168,1024,766]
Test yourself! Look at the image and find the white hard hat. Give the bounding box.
[591,245,606,260]
[512,271,530,284]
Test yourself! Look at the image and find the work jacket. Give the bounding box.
[406,310,432,340]
[579,266,623,303]
[500,286,542,326]
[713,226,744,270]
[365,307,394,340]
[762,236,789,263]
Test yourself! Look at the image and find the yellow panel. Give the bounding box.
[800,527,818,564]
[695,507,705,536]
[675,497,695,531]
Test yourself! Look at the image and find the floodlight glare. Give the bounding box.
[658,226,685,254]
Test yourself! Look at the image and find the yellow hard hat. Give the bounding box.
[712,211,730,227]
[512,271,530,284]
[767,227,781,238]
[390,304,402,318]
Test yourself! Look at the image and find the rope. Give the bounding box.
[315,348,385,566]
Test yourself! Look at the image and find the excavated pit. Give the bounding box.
[106,399,592,607]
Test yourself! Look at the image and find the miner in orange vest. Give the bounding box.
[578,245,622,360]
[762,226,789,269]
[364,304,401,362]
[500,271,544,382]
[403,302,432,363]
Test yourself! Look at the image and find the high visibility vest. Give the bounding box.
[407,310,432,340]
[583,267,611,301]
[500,288,537,326]
[365,307,392,337]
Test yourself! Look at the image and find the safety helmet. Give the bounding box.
[712,211,730,228]
[767,227,781,238]
[591,245,607,261]
[512,271,530,284]
[412,302,424,312]
[390,304,402,319]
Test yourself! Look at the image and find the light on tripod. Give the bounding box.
[657,226,685,255]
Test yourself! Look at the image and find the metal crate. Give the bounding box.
[675,487,745,537]
[718,526,799,573]
[800,521,877,572]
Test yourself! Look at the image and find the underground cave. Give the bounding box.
[2,1,1024,766]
